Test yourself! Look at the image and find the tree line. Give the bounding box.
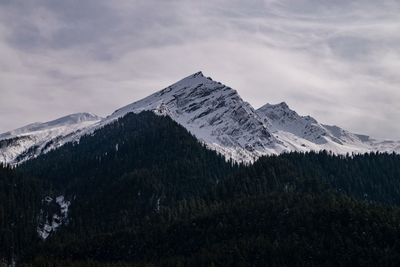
[0,112,400,266]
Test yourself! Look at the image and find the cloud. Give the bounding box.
[0,0,399,139]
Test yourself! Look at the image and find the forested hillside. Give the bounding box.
[225,151,400,205]
[0,164,44,264]
[2,112,400,266]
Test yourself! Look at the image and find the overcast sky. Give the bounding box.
[0,0,399,139]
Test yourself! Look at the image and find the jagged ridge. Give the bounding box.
[104,71,286,162]
[1,72,399,164]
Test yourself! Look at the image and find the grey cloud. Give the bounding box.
[0,0,399,139]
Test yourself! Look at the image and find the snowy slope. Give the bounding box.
[1,71,400,164]
[257,102,400,155]
[101,72,400,161]
[37,195,70,240]
[0,113,102,164]
[102,72,287,162]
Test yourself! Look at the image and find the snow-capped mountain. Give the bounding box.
[0,113,102,164]
[1,71,399,164]
[257,102,400,155]
[103,71,287,162]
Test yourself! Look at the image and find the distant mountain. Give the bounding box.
[257,101,400,155]
[257,102,371,153]
[1,72,399,164]
[0,113,101,164]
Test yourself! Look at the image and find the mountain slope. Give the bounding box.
[100,71,286,162]
[20,111,235,241]
[15,112,400,266]
[16,128,400,266]
[1,72,400,164]
[257,102,400,155]
[0,113,102,164]
[106,72,400,161]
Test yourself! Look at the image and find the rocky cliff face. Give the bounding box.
[106,72,285,162]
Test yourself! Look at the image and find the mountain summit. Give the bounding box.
[257,102,375,153]
[1,72,399,164]
[0,113,102,164]
[104,71,286,161]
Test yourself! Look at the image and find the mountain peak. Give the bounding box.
[190,71,204,78]
[171,71,214,88]
[179,71,207,82]
[0,112,102,140]
[2,72,399,165]
[257,102,297,123]
[0,112,102,164]
[277,101,289,109]
[51,112,102,125]
[105,72,281,162]
[259,102,290,111]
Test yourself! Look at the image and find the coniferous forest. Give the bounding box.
[2,112,400,266]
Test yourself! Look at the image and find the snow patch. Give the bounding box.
[37,195,70,240]
[0,113,102,165]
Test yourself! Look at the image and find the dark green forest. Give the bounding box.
[1,112,400,266]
